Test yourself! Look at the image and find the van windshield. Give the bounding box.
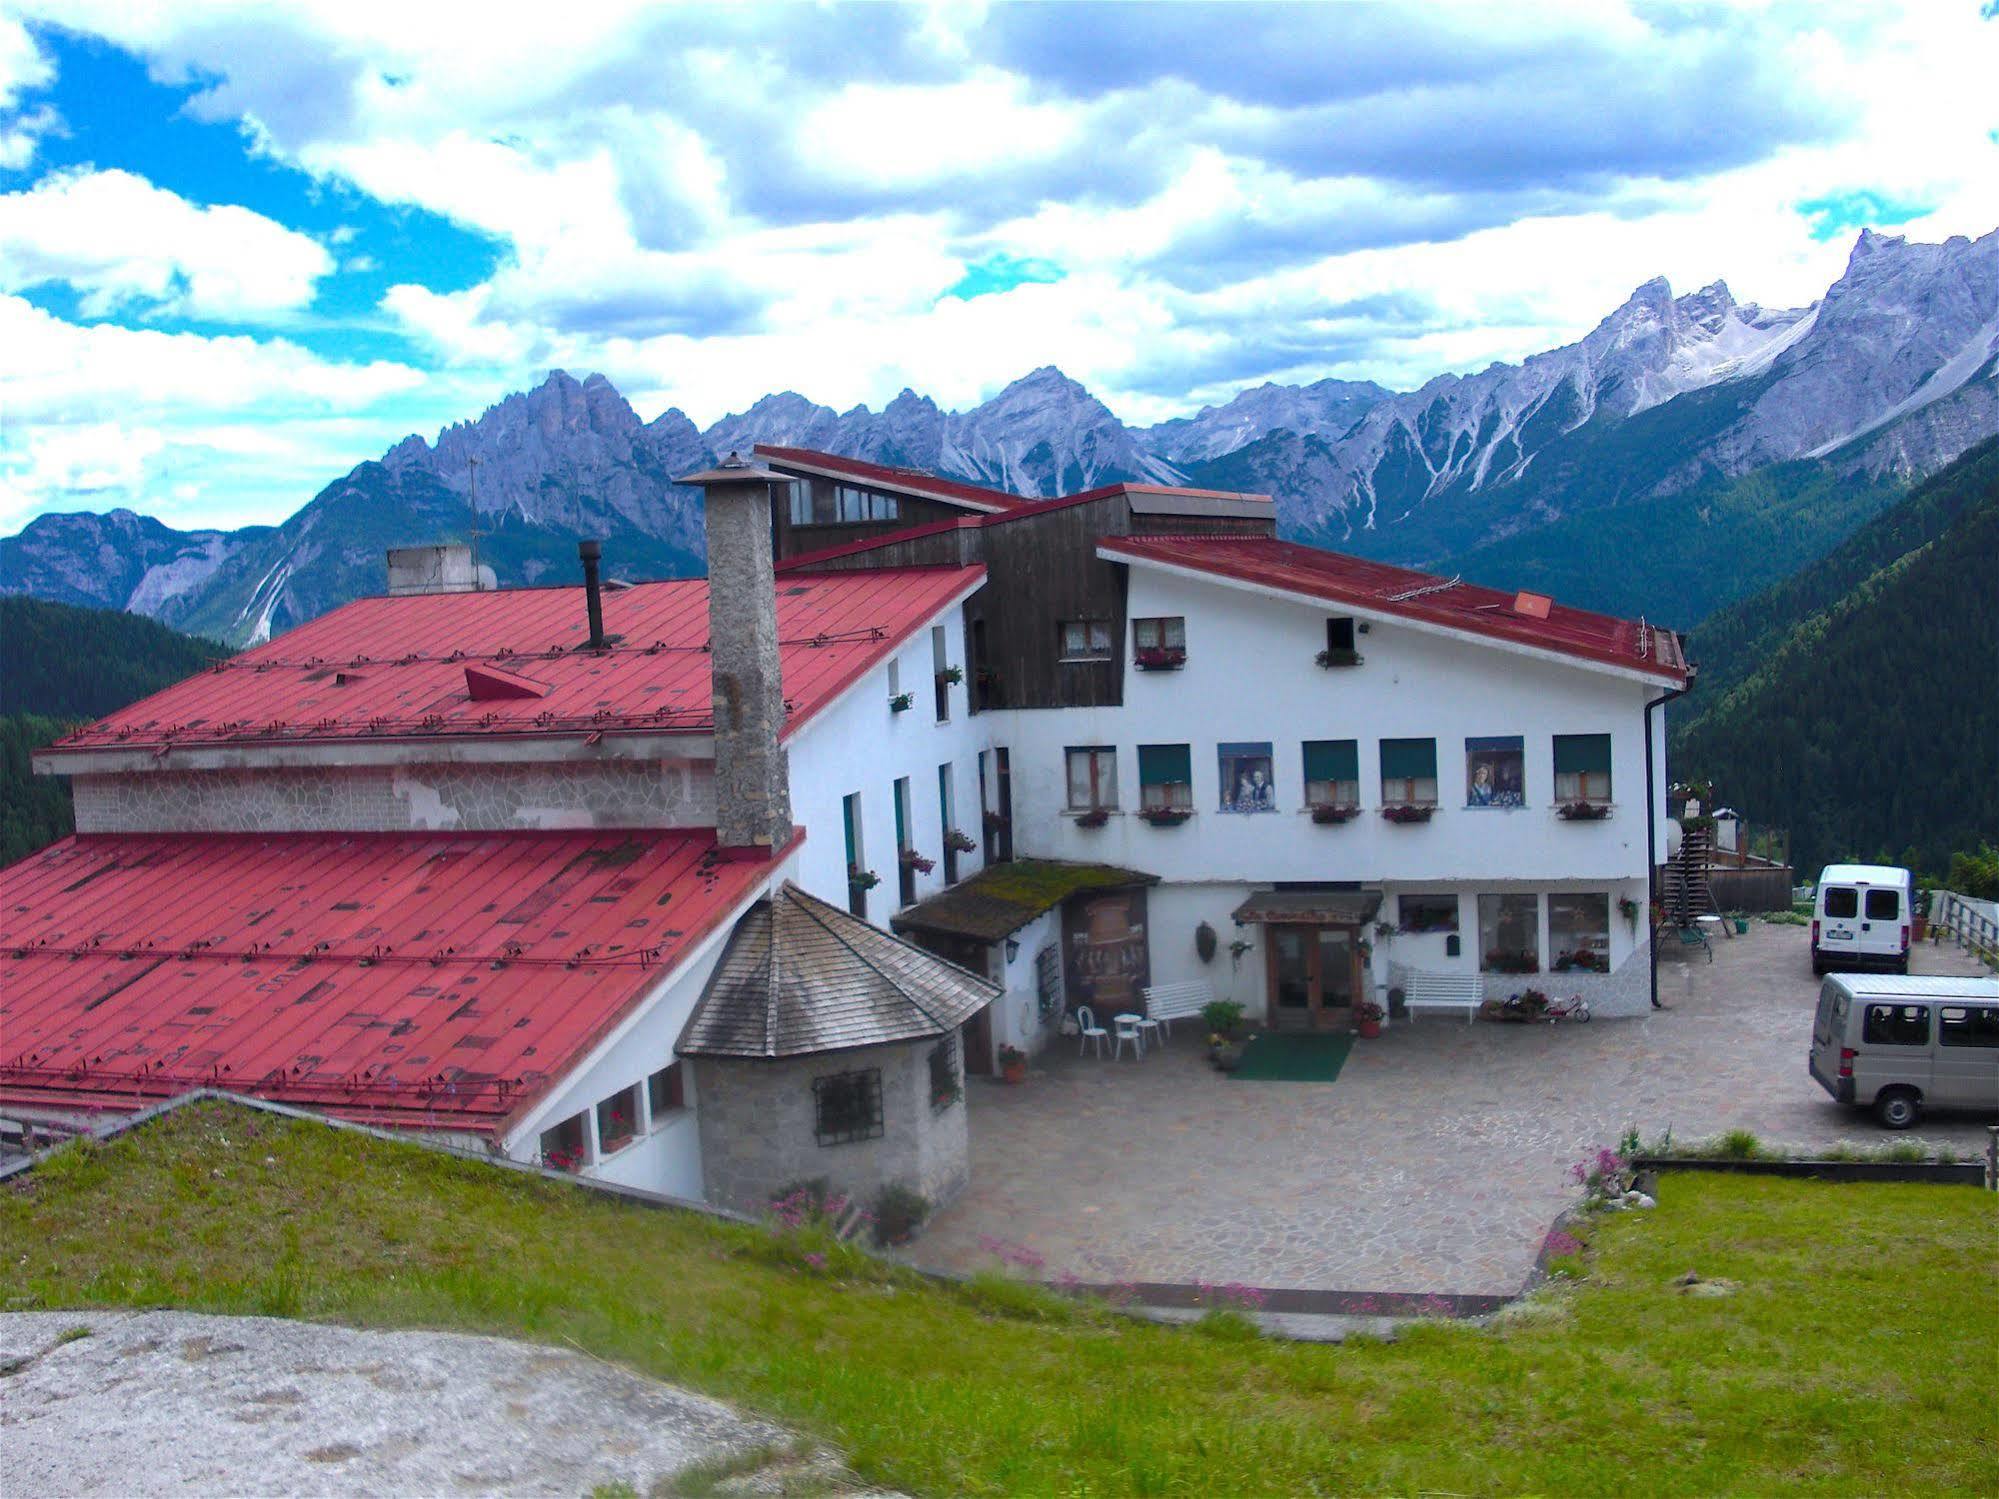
[1824,888,1859,918]
[1865,889,1900,920]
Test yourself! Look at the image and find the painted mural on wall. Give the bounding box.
[1218,741,1276,812]
[1465,735,1525,807]
[1062,887,1150,1016]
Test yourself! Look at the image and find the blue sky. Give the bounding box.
[2,2,1995,533]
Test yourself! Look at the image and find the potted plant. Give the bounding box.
[1139,806,1191,827]
[848,866,880,893]
[1201,1000,1246,1068]
[982,808,1009,832]
[1618,896,1641,925]
[1355,998,1385,1039]
[899,848,936,875]
[1315,647,1363,668]
[998,1044,1027,1084]
[937,664,964,686]
[1134,645,1187,671]
[1311,803,1360,824]
[1382,804,1434,824]
[1075,808,1110,829]
[888,691,914,713]
[945,828,977,853]
[1557,801,1612,821]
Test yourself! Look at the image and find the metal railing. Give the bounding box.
[1929,889,1999,972]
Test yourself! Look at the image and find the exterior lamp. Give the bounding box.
[1005,937,1021,963]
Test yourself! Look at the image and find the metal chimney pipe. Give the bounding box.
[578,540,606,650]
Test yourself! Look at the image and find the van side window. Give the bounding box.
[1861,1004,1929,1046]
[1823,888,1858,918]
[1864,889,1900,921]
[1938,1006,1999,1048]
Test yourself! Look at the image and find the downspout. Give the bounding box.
[1644,679,1693,1009]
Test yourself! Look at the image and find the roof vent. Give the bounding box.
[1512,591,1553,619]
[465,664,549,701]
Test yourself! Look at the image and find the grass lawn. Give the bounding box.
[3,1101,1995,1495]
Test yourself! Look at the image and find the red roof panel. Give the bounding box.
[53,566,983,754]
[1100,535,1689,682]
[0,829,784,1132]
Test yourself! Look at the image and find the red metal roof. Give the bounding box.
[0,829,785,1132]
[1100,535,1689,682]
[52,566,983,755]
[754,445,1032,511]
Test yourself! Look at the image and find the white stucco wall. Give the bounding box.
[501,851,802,1200]
[988,907,1062,1057]
[987,564,1665,887]
[784,605,992,918]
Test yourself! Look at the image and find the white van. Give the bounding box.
[1811,863,1914,975]
[1809,973,1999,1127]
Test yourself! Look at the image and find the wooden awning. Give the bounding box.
[1231,889,1382,925]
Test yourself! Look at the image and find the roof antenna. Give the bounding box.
[467,457,485,591]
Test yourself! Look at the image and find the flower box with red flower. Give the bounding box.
[1075,808,1110,829]
[1381,804,1434,824]
[982,808,1009,831]
[899,848,936,875]
[944,828,977,853]
[1133,646,1187,671]
[1310,803,1360,825]
[848,866,880,892]
[1139,806,1191,827]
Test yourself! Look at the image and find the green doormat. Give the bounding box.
[1229,1031,1354,1082]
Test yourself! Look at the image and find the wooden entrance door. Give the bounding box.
[1266,924,1362,1031]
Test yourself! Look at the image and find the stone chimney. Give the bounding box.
[385,543,494,595]
[677,452,793,853]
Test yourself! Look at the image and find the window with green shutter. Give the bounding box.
[1138,743,1193,810]
[1553,733,1613,804]
[1379,737,1437,807]
[1303,738,1360,808]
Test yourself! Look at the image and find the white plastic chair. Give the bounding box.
[1112,1011,1144,1060]
[1135,1013,1163,1052]
[1075,1005,1108,1059]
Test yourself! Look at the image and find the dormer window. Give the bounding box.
[787,479,900,526]
[1318,616,1362,668]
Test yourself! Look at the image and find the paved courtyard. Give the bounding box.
[912,924,1994,1298]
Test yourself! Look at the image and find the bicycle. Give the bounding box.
[1545,993,1592,1023]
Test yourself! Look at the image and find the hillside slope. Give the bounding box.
[0,598,227,864]
[1673,439,1999,875]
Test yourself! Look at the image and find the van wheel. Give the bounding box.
[1810,956,1825,976]
[1875,1087,1921,1130]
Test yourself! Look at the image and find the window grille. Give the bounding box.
[813,1068,885,1146]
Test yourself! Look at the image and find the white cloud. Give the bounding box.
[4,0,1997,530]
[0,292,452,530]
[0,11,51,105]
[0,168,336,319]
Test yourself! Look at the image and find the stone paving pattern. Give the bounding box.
[913,924,1993,1296]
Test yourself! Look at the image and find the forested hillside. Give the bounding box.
[1673,438,1999,876]
[0,596,225,718]
[0,598,226,864]
[1684,436,1999,704]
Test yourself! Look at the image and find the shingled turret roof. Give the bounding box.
[679,883,1001,1059]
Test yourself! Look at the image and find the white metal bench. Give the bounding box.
[1141,981,1214,1038]
[1403,971,1483,1024]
